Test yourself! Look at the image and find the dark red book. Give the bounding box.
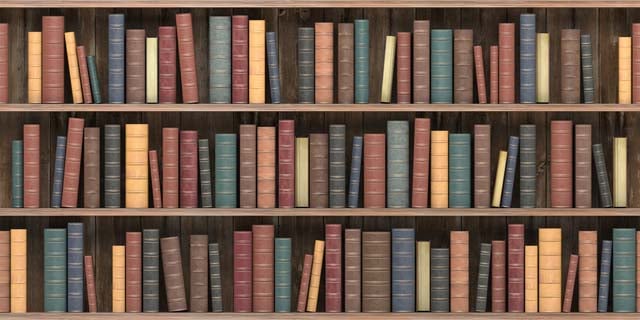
[498,23,515,103]
[550,120,573,208]
[489,45,499,104]
[278,120,295,208]
[23,124,40,208]
[158,26,177,104]
[125,232,142,312]
[562,254,579,312]
[126,29,146,103]
[252,225,274,312]
[412,118,430,208]
[296,254,313,312]
[232,15,249,104]
[508,224,524,312]
[175,13,199,103]
[180,130,198,208]
[76,46,93,104]
[162,128,179,208]
[42,16,64,103]
[492,240,506,312]
[61,118,84,208]
[325,224,342,312]
[84,255,97,312]
[234,231,252,312]
[396,32,411,104]
[363,134,385,208]
[149,150,162,208]
[0,23,7,103]
[474,45,487,104]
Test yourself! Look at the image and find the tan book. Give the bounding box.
[10,229,26,313]
[539,228,562,312]
[579,231,597,312]
[619,37,632,104]
[27,32,42,104]
[417,241,431,311]
[146,37,158,103]
[380,35,396,103]
[126,124,149,208]
[430,131,448,208]
[295,137,309,207]
[307,240,325,312]
[249,20,265,104]
[536,33,549,103]
[112,245,125,312]
[525,245,538,312]
[450,231,469,312]
[64,32,83,104]
[492,150,508,207]
[613,137,627,207]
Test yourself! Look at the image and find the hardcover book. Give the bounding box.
[232,16,249,103]
[450,231,469,312]
[598,240,613,312]
[298,27,314,103]
[125,124,149,208]
[519,124,536,208]
[492,240,506,312]
[362,232,390,312]
[579,231,598,312]
[508,224,525,312]
[453,29,473,104]
[257,126,276,208]
[112,245,125,312]
[364,134,385,208]
[309,134,328,208]
[42,16,65,103]
[562,254,579,312]
[325,224,342,312]
[249,20,266,104]
[634,24,640,103]
[108,14,125,103]
[0,231,8,312]
[307,240,325,312]
[296,254,313,312]
[345,229,361,312]
[416,241,430,311]
[76,46,93,103]
[338,23,354,104]
[63,32,82,103]
[240,125,257,208]
[84,128,100,208]
[27,31,41,103]
[142,229,160,312]
[23,124,40,208]
[476,242,491,312]
[234,231,252,312]
[396,32,411,104]
[498,23,515,103]
[190,235,209,312]
[126,29,146,103]
[160,237,187,311]
[561,29,581,103]
[492,151,507,208]
[279,120,295,208]
[44,228,66,312]
[10,229,27,313]
[67,223,83,312]
[149,151,162,208]
[550,120,573,208]
[198,139,213,208]
[295,137,309,208]
[348,136,363,208]
[146,37,158,103]
[329,125,346,208]
[593,144,613,208]
[104,124,121,208]
[539,228,562,312]
[431,248,449,312]
[159,26,177,103]
[124,233,142,312]
[209,16,231,103]
[162,128,179,208]
[84,256,97,312]
[519,14,536,103]
[380,36,396,103]
[575,125,592,208]
[387,121,409,208]
[354,20,369,103]
[252,225,274,312]
[490,45,498,103]
[315,22,334,104]
[414,20,430,103]
[61,118,84,208]
[275,238,291,312]
[581,34,595,103]
[51,136,66,208]
[392,229,415,312]
[474,45,487,103]
[176,13,199,103]
[620,36,632,104]
[431,131,448,208]
[266,32,281,103]
[449,133,471,208]
[431,29,453,103]
[11,141,22,208]
[209,243,223,312]
[413,119,431,208]
[501,136,519,208]
[215,134,238,208]
[613,228,636,312]
[614,137,627,207]
[536,33,550,103]
[525,245,538,312]
[474,124,491,208]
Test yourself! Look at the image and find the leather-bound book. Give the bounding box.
[525,245,538,312]
[198,139,213,208]
[87,56,102,103]
[163,128,179,208]
[65,32,83,103]
[613,137,627,208]
[249,20,265,104]
[160,237,187,312]
[451,231,469,312]
[104,124,120,208]
[295,138,309,207]
[126,29,146,103]
[387,121,409,208]
[296,254,313,312]
[454,29,473,104]
[275,238,291,312]
[413,20,430,103]
[412,119,431,208]
[498,23,515,103]
[354,20,369,103]
[536,33,550,103]
[266,32,281,103]
[23,124,40,208]
[520,14,536,103]
[10,229,27,313]
[44,228,66,312]
[42,16,64,103]
[146,37,158,103]
[396,32,411,104]
[492,240,506,312]
[581,34,595,103]
[179,130,198,208]
[431,29,453,103]
[209,17,231,103]
[307,240,325,312]
[11,140,23,208]
[27,31,41,103]
[76,46,93,103]
[620,37,632,104]
[112,245,125,312]
[0,232,8,312]
[345,229,361,312]
[474,46,487,103]
[61,118,84,208]
[563,254,579,312]
[215,134,238,208]
[633,24,640,103]
[539,228,562,312]
[176,13,198,103]
[613,228,636,312]
[125,124,149,208]
[240,125,257,208]
[84,256,97,312]
[209,243,223,312]
[108,14,125,103]
[67,224,84,312]
[519,125,536,208]
[315,22,333,104]
[190,235,209,312]
[338,23,354,103]
[431,248,449,312]
[476,243,491,312]
[363,134,385,208]
[348,136,363,208]
[278,120,295,208]
[125,232,142,312]
[449,133,471,208]
[431,131,448,208]
[578,231,597,312]
[84,127,100,208]
[329,125,346,208]
[575,125,592,208]
[142,229,160,312]
[550,120,573,208]
[234,231,252,312]
[474,124,491,208]
[638,231,640,312]
[380,36,396,103]
[159,26,177,104]
[298,27,315,103]
[51,136,66,208]
[232,16,249,103]
[561,29,581,103]
[501,136,519,208]
[598,240,613,312]
[363,232,390,312]
[149,151,162,208]
[416,241,430,311]
[325,224,342,312]
[252,225,274,312]
[593,144,613,208]
[257,127,276,208]
[310,134,329,208]
[492,150,507,207]
[0,25,5,102]
[392,229,415,312]
[508,224,525,312]
[489,45,499,103]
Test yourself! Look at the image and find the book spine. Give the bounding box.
[65,32,83,103]
[108,14,125,103]
[348,136,363,208]
[492,240,506,312]
[614,137,627,207]
[519,14,536,103]
[142,229,160,312]
[158,26,177,104]
[190,235,209,312]
[413,20,430,103]
[275,238,291,312]
[613,228,636,312]
[179,130,198,208]
[252,225,274,312]
[620,36,632,104]
[149,150,162,208]
[364,134,385,208]
[112,245,125,312]
[416,241,430,311]
[126,29,146,103]
[387,121,409,208]
[345,229,361,312]
[125,124,149,208]
[637,231,640,312]
[508,224,525,312]
[451,231,469,312]
[525,245,538,312]
[475,242,491,312]
[0,232,8,312]
[125,232,142,312]
[498,23,515,103]
[431,131,449,208]
[550,120,573,208]
[561,29,581,103]
[473,46,487,103]
[104,124,120,208]
[329,124,346,208]
[380,36,396,103]
[160,237,187,311]
[240,125,257,208]
[257,126,276,208]
[11,141,23,208]
[234,231,252,312]
[10,229,27,312]
[581,34,595,103]
[84,127,100,208]
[431,248,450,312]
[298,27,314,103]
[209,17,231,103]
[27,31,41,103]
[362,232,390,312]
[295,138,309,207]
[176,13,199,103]
[325,224,342,312]
[539,228,562,312]
[162,128,179,208]
[536,33,550,103]
[249,20,266,104]
[266,32,281,103]
[633,24,640,103]
[593,144,613,208]
[44,228,67,312]
[315,22,333,104]
[307,240,325,312]
[232,15,249,104]
[579,231,598,312]
[396,32,411,104]
[296,254,313,312]
[575,124,592,208]
[215,134,238,208]
[209,243,223,312]
[501,136,519,208]
[84,256,97,312]
[474,124,490,208]
[86,56,102,103]
[492,151,507,207]
[519,124,536,208]
[598,240,613,312]
[413,119,431,208]
[61,118,84,208]
[354,20,369,103]
[146,37,158,103]
[489,45,499,104]
[448,133,471,208]
[23,124,40,208]
[309,134,329,208]
[42,16,65,103]
[278,120,295,208]
[562,254,579,312]
[51,136,66,208]
[453,29,473,104]
[338,23,354,104]
[431,29,453,103]
[392,228,415,312]
[67,222,83,312]
[76,46,93,103]
[198,139,213,208]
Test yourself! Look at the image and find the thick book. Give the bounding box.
[563,254,579,312]
[416,241,430,311]
[315,22,333,104]
[380,36,396,103]
[209,16,231,103]
[575,125,592,208]
[508,224,525,312]
[345,229,361,312]
[142,229,160,312]
[125,124,149,208]
[162,128,179,208]
[362,232,390,312]
[249,20,266,104]
[492,151,508,207]
[613,137,627,207]
[112,245,125,312]
[550,120,573,208]
[492,240,506,312]
[0,231,8,312]
[501,136,519,208]
[126,29,146,103]
[387,121,409,208]
[179,130,198,208]
[149,151,162,208]
[309,134,328,208]
[561,29,581,103]
[474,124,491,208]
[279,120,295,207]
[44,228,66,312]
[42,16,64,103]
[326,224,342,312]
[413,119,431,208]
[613,228,636,312]
[65,32,83,103]
[598,240,613,312]
[363,134,385,208]
[108,14,125,103]
[61,118,84,208]
[473,46,487,103]
[307,240,325,312]
[338,23,354,103]
[10,229,27,312]
[146,37,158,103]
[253,225,274,312]
[537,33,550,103]
[234,231,252,312]
[329,125,346,208]
[414,20,430,103]
[257,127,276,208]
[84,256,97,312]
[104,124,121,208]
[240,125,257,208]
[453,29,473,104]
[638,231,640,312]
[27,31,41,103]
[525,245,538,312]
[23,124,40,208]
[125,232,142,312]
[67,223,83,312]
[354,19,369,103]
[431,29,453,103]
[620,37,632,104]
[581,34,595,103]
[449,133,471,208]
[275,238,291,312]
[51,136,66,208]
[296,254,313,312]
[87,56,102,103]
[158,26,177,103]
[198,139,213,208]
[520,124,536,208]
[431,248,450,312]
[84,127,100,208]
[579,231,598,312]
[539,228,562,312]
[216,134,238,208]
[190,235,209,312]
[593,144,613,208]
[11,140,23,208]
[392,228,415,312]
[266,32,281,103]
[489,45,499,103]
[295,138,309,207]
[298,27,315,103]
[634,24,640,103]
[76,46,93,104]
[431,131,448,208]
[476,243,491,312]
[451,231,469,312]
[160,237,187,311]
[396,32,411,104]
[232,16,249,103]
[498,23,515,103]
[348,136,363,208]
[519,14,536,103]
[209,243,223,312]
[176,13,199,103]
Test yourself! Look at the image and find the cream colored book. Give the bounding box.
[249,20,266,104]
[380,35,396,103]
[112,245,125,312]
[27,32,42,104]
[536,33,549,103]
[613,137,627,207]
[539,228,562,312]
[64,32,83,104]
[146,37,158,103]
[525,245,538,312]
[10,229,26,313]
[491,150,508,207]
[295,137,309,207]
[619,37,632,104]
[306,240,325,312]
[417,241,431,311]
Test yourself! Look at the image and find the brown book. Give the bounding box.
[160,236,187,311]
[551,120,573,208]
[0,23,7,103]
[190,235,208,312]
[575,124,592,208]
[345,229,361,312]
[126,29,146,103]
[76,46,93,104]
[338,23,354,104]
[413,20,430,103]
[162,128,179,208]
[474,124,491,208]
[309,134,329,208]
[159,26,177,103]
[362,231,390,312]
[489,45,499,104]
[23,124,40,208]
[562,254,579,312]
[83,127,100,208]
[253,225,274,312]
[578,231,597,312]
[396,32,411,104]
[364,134,385,208]
[454,29,473,104]
[451,231,469,312]
[296,254,313,312]
[561,29,581,104]
[42,16,65,103]
[125,232,142,312]
[176,13,199,103]
[257,127,276,208]
[180,130,198,208]
[278,120,295,208]
[62,118,84,208]
[234,231,252,312]
[508,224,525,312]
[412,118,430,208]
[492,240,506,312]
[474,45,488,104]
[633,24,640,104]
[149,150,162,208]
[315,22,333,104]
[84,255,97,312]
[240,124,257,208]
[0,231,9,312]
[498,24,515,103]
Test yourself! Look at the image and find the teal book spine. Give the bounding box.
[354,20,369,103]
[209,16,231,103]
[67,223,84,312]
[431,29,453,103]
[209,243,223,312]
[44,228,67,312]
[215,133,237,208]
[613,228,636,312]
[387,121,409,208]
[449,133,471,208]
[275,237,291,312]
[11,140,23,208]
[87,55,102,104]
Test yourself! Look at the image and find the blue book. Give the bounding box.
[215,134,237,207]
[519,14,536,103]
[12,140,23,208]
[431,29,453,103]
[501,136,519,208]
[449,133,471,208]
[354,20,369,103]
[51,136,66,208]
[108,14,125,103]
[143,229,160,312]
[44,228,67,312]
[67,223,83,312]
[387,121,409,208]
[209,16,231,103]
[348,136,363,208]
[275,238,291,312]
[613,228,636,312]
[392,228,415,312]
[266,32,281,104]
[598,240,613,312]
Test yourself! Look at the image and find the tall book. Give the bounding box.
[476,243,491,312]
[190,235,208,312]
[348,136,363,208]
[146,37,158,103]
[76,46,93,103]
[125,232,142,312]
[158,26,177,103]
[613,228,636,312]
[354,19,369,103]
[23,124,40,208]
[575,125,592,208]
[307,240,325,312]
[27,31,41,103]
[581,34,595,103]
[295,137,309,207]
[160,237,187,311]
[104,125,120,208]
[562,254,579,312]
[431,29,453,103]
[126,29,146,103]
[84,256,97,312]
[362,232,390,312]
[296,254,313,312]
[84,128,100,208]
[278,120,295,208]
[232,16,249,103]
[125,124,149,208]
[431,248,449,312]
[561,29,581,103]
[162,128,179,208]
[67,223,83,312]
[87,56,102,103]
[474,46,487,103]
[492,150,507,207]
[112,246,125,312]
[498,23,515,103]
[298,27,314,103]
[10,229,26,313]
[392,229,415,312]
[539,228,562,312]
[536,33,550,103]
[64,32,83,104]
[598,240,613,312]
[209,243,223,312]
[275,238,291,312]
[209,16,231,103]
[508,224,525,312]
[579,231,598,312]
[51,136,66,208]
[449,133,471,208]
[363,134,385,208]
[42,16,64,103]
[620,36,632,104]
[215,134,238,208]
[634,24,640,103]
[329,125,346,208]
[235,231,253,312]
[489,45,499,103]
[253,225,274,312]
[345,229,361,312]
[257,127,276,208]
[315,22,333,104]
[240,125,257,208]
[149,151,162,208]
[431,131,449,208]
[61,118,84,208]
[450,231,469,312]
[0,232,8,312]
[492,240,506,312]
[637,231,640,312]
[325,224,342,312]
[550,120,573,208]
[338,23,354,104]
[593,144,613,208]
[309,134,328,208]
[176,13,199,103]
[44,228,66,312]
[501,136,519,208]
[520,124,536,208]
[525,245,538,312]
[453,29,473,103]
[249,20,266,104]
[414,20,430,103]
[380,35,396,103]
[416,241,430,311]
[520,14,536,103]
[142,229,160,312]
[108,14,125,103]
[396,32,411,104]
[387,121,409,208]
[11,140,23,208]
[613,137,627,207]
[266,32,281,103]
[413,119,431,208]
[198,139,213,208]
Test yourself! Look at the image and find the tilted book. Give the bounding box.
[473,46,487,103]
[492,150,507,208]
[160,237,187,311]
[307,240,325,312]
[380,36,396,103]
[87,56,102,103]
[475,243,491,312]
[64,32,83,104]
[296,254,312,312]
[348,136,363,208]
[149,150,162,208]
[76,46,92,103]
[176,13,199,103]
[593,144,613,208]
[61,118,84,208]
[501,136,519,208]
[51,136,66,208]
[562,254,579,312]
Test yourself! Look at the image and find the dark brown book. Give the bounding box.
[83,127,100,208]
[561,29,581,104]
[562,254,579,312]
[232,15,249,104]
[149,150,162,208]
[491,240,506,312]
[126,232,142,312]
[362,231,390,312]
[163,128,179,208]
[633,24,640,104]
[345,229,361,312]
[159,26,177,104]
[234,231,252,312]
[474,124,491,208]
[84,255,97,312]
[23,124,40,208]
[454,29,473,104]
[190,235,208,312]
[498,24,515,103]
[296,254,313,312]
[180,130,198,208]
[42,16,65,103]
[0,23,7,103]
[240,124,257,208]
[160,236,187,311]
[578,231,597,312]
[396,32,411,104]
[575,124,592,208]
[338,23,354,104]
[76,46,93,104]
[278,120,295,208]
[413,20,430,103]
[412,118,430,208]
[257,126,276,208]
[0,231,9,312]
[252,225,274,312]
[62,118,84,208]
[176,13,199,103]
[363,134,385,208]
[474,45,488,104]
[126,29,146,104]
[489,45,499,104]
[325,224,342,312]
[309,133,329,208]
[551,120,573,208]
[508,224,524,312]
[451,231,469,312]
[315,22,333,104]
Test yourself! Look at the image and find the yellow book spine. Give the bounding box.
[27,32,42,104]
[525,245,538,312]
[613,137,627,207]
[125,124,149,208]
[430,130,448,208]
[380,35,396,103]
[295,137,309,207]
[10,229,26,313]
[112,245,125,312]
[536,33,549,103]
[416,241,431,311]
[64,32,83,104]
[539,228,562,312]
[249,20,265,104]
[146,37,158,103]
[306,240,325,312]
[491,150,508,207]
[619,37,632,104]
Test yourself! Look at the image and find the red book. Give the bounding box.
[396,32,411,104]
[508,224,524,312]
[162,128,179,208]
[125,232,142,312]
[23,124,40,208]
[296,254,313,312]
[412,118,430,208]
[498,23,515,103]
[76,46,93,104]
[551,120,573,208]
[84,255,97,312]
[562,254,579,312]
[492,240,506,312]
[489,45,499,104]
[159,26,177,104]
[474,45,487,104]
[234,231,252,312]
[325,224,342,312]
[126,29,146,103]
[232,15,249,104]
[61,118,85,208]
[149,150,162,208]
[42,16,65,103]
[180,130,198,208]
[633,24,640,104]
[278,120,295,208]
[0,23,9,103]
[252,225,274,312]
[363,134,385,208]
[175,13,198,103]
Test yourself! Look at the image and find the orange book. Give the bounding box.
[249,20,265,103]
[430,131,448,208]
[10,229,26,313]
[64,32,83,104]
[125,124,149,208]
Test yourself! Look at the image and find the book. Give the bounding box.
[561,29,581,103]
[11,141,23,208]
[575,125,592,208]
[473,46,487,103]
[338,23,354,104]
[492,240,506,312]
[10,229,26,312]
[414,20,430,103]
[61,118,84,208]
[162,128,179,208]
[84,128,100,208]
[146,37,158,103]
[579,231,597,312]
[453,29,473,103]
[87,56,102,103]
[84,256,97,312]
[240,125,257,208]
[392,229,415,312]
[525,245,538,312]
[431,131,448,208]
[112,245,125,312]
[593,144,613,208]
[451,231,469,312]
[364,134,385,208]
[326,224,342,312]
[64,32,83,103]
[198,139,213,208]
[23,124,39,208]
[142,229,160,312]
[348,136,363,208]
[614,137,627,207]
[149,150,162,208]
[473,125,491,208]
[634,24,640,103]
[380,35,396,103]
[51,136,66,208]
[44,228,66,312]
[476,242,491,312]
[539,228,562,312]
[345,229,361,312]
[215,134,237,208]
[563,254,579,312]
[536,33,550,103]
[431,248,449,312]
[598,240,613,312]
[249,20,266,104]
[126,29,146,103]
[638,231,640,312]
[0,232,8,312]
[125,124,149,208]
[159,26,177,103]
[253,225,274,312]
[76,46,93,103]
[108,14,125,103]
[266,32,281,103]
[550,120,573,208]
[180,131,198,208]
[298,27,314,103]
[431,29,453,103]
[27,31,41,103]
[492,151,507,208]
[520,124,536,208]
[160,237,187,311]
[354,19,369,103]
[416,241,430,311]
[581,34,595,103]
[619,36,632,104]
[232,16,249,103]
[309,134,328,208]
[489,45,499,103]
[257,127,276,208]
[387,121,409,208]
[125,232,142,312]
[315,22,333,104]
[501,136,519,208]
[508,224,525,312]
[209,16,231,103]
[67,223,83,312]
[413,119,431,208]
[613,228,636,312]
[295,137,309,207]
[449,133,471,208]
[279,120,295,208]
[190,235,209,312]
[275,238,291,312]
[176,13,198,103]
[104,124,120,208]
[307,240,325,312]
[363,232,390,312]
[42,16,64,103]
[296,254,313,312]
[329,124,346,208]
[209,243,223,312]
[520,14,536,103]
[498,23,515,103]
[396,32,411,104]
[234,231,252,312]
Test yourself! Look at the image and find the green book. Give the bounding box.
[87,55,102,104]
[449,133,471,207]
[209,16,231,103]
[387,121,409,208]
[354,19,369,103]
[275,237,291,312]
[11,140,23,208]
[215,133,237,208]
[44,228,67,312]
[431,29,453,103]
[613,228,636,312]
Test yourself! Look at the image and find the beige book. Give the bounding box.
[417,241,431,311]
[249,20,266,104]
[380,35,397,103]
[27,32,42,104]
[307,240,325,312]
[539,228,562,312]
[536,33,549,103]
[64,32,83,104]
[295,137,309,207]
[619,37,632,104]
[491,150,508,207]
[10,229,26,313]
[125,124,149,208]
[613,137,627,207]
[146,37,158,103]
[430,131,448,208]
[525,245,538,312]
[112,245,125,312]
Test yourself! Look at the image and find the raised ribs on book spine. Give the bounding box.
[252,225,274,312]
[65,32,83,104]
[215,134,238,208]
[364,134,385,208]
[298,27,315,103]
[581,34,595,103]
[84,256,97,312]
[11,141,23,208]
[345,229,361,312]
[613,228,636,312]
[563,254,579,312]
[325,224,342,312]
[519,124,536,208]
[492,240,506,312]
[275,238,291,312]
[598,240,612,312]
[66,225,83,312]
[305,244,325,312]
[412,119,431,208]
[348,136,363,208]
[329,125,346,208]
[23,124,40,208]
[310,134,329,208]
[0,24,7,103]
[473,46,487,103]
[296,254,313,312]
[431,248,449,312]
[431,131,448,208]
[126,29,146,103]
[593,144,613,208]
[10,229,27,312]
[380,36,396,103]
[176,13,198,103]
[539,228,562,312]
[396,32,411,104]
[61,118,84,208]
[266,32,281,103]
[146,37,158,103]
[520,14,536,103]
[363,232,390,312]
[0,232,8,312]
[474,124,490,208]
[450,231,469,312]
[44,228,66,312]
[76,46,93,103]
[42,16,64,103]
[449,133,471,208]
[209,243,223,312]
[508,224,525,312]
[338,23,354,103]
[551,120,573,208]
[613,137,627,208]
[498,23,515,103]
[198,139,213,208]
[104,124,120,208]
[431,30,452,103]
[125,232,142,312]
[575,125,592,208]
[87,55,102,103]
[162,128,179,208]
[125,124,149,208]
[142,229,160,312]
[501,136,519,208]
[454,29,473,103]
[537,33,550,102]
[392,229,415,312]
[108,14,125,103]
[240,125,257,208]
[354,20,369,103]
[232,16,249,103]
[160,237,187,311]
[210,17,231,103]
[112,245,125,312]
[180,130,198,208]
[525,245,538,312]
[257,127,276,208]
[159,26,177,103]
[561,29,581,103]
[190,235,209,312]
[476,243,491,312]
[315,22,333,104]
[416,241,430,311]
[489,45,499,103]
[84,128,100,208]
[387,121,409,208]
[620,37,632,104]
[234,231,252,312]
[295,137,309,208]
[633,24,640,103]
[278,120,295,208]
[413,20,430,103]
[149,151,162,208]
[27,31,41,103]
[249,20,265,103]
[51,136,65,208]
[579,231,597,312]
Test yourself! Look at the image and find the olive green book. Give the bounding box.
[295,137,309,207]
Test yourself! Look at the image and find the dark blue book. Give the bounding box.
[266,31,281,104]
[501,136,519,208]
[449,133,471,208]
[51,136,66,208]
[347,136,363,208]
[67,223,83,312]
[581,34,595,103]
[143,229,160,312]
[519,13,536,103]
[44,228,67,312]
[108,14,125,103]
[12,140,23,208]
[86,56,102,103]
[215,134,237,208]
[431,29,453,103]
[392,228,415,312]
[298,27,314,103]
[354,19,369,103]
[387,121,409,208]
[598,240,613,312]
[275,237,291,312]
[209,16,231,103]
[613,228,636,312]
[519,125,536,208]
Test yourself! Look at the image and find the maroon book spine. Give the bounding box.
[278,120,295,208]
[474,45,488,104]
[42,16,65,103]
[508,224,525,312]
[492,240,506,312]
[234,231,252,312]
[125,232,142,312]
[176,13,199,103]
[498,23,515,103]
[159,26,177,104]
[61,118,85,208]
[296,254,313,312]
[563,254,579,312]
[76,46,93,104]
[23,124,40,208]
[396,32,411,104]
[325,224,342,312]
[363,134,385,208]
[162,128,179,208]
[180,130,198,208]
[0,23,7,103]
[489,45,499,104]
[126,29,146,104]
[149,150,162,208]
[252,225,274,312]
[84,255,97,312]
[412,118,430,208]
[551,120,573,208]
[232,15,249,104]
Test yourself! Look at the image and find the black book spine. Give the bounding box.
[329,124,346,208]
[593,144,613,208]
[143,229,160,312]
[209,243,223,312]
[104,124,121,208]
[519,125,536,208]
[431,248,450,312]
[347,136,363,208]
[501,136,519,208]
[298,27,314,103]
